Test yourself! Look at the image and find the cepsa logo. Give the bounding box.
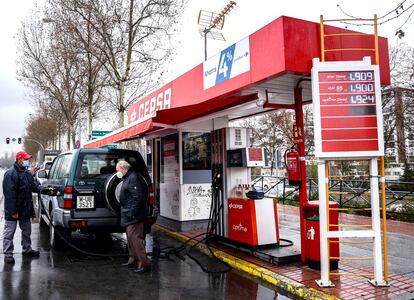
[229,203,243,210]
[128,87,172,123]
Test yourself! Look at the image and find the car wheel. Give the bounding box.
[49,213,69,250]
[37,195,48,228]
[105,174,122,215]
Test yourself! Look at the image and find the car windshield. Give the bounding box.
[76,153,140,179]
[45,163,52,171]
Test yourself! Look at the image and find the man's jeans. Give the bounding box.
[3,219,33,257]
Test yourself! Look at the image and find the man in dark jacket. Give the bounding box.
[116,160,151,273]
[3,151,42,264]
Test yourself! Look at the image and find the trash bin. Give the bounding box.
[303,201,339,270]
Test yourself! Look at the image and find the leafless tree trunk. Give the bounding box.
[16,9,81,150]
[65,0,186,128]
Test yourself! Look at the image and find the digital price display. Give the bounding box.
[312,58,384,158]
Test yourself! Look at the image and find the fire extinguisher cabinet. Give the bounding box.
[304,201,339,270]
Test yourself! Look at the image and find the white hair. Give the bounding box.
[116,160,131,170]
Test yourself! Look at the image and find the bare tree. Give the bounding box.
[382,43,414,163]
[23,114,58,155]
[17,9,83,149]
[61,0,187,128]
[47,0,109,135]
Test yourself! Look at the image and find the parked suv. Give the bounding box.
[37,148,152,249]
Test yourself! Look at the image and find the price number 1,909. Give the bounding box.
[348,71,374,81]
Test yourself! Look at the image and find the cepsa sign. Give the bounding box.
[127,87,172,124]
[312,57,384,158]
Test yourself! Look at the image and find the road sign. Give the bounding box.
[100,144,118,149]
[91,130,112,139]
[90,130,117,149]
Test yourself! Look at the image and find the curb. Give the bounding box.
[154,224,339,300]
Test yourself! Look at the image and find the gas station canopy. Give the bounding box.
[84,16,390,148]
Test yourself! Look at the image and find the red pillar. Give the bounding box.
[294,86,308,264]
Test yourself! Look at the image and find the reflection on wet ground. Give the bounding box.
[0,169,293,299]
[0,223,293,299]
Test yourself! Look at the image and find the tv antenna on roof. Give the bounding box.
[198,1,237,60]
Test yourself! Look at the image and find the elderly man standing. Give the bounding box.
[3,151,42,264]
[116,160,151,274]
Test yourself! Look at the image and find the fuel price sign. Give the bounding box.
[312,57,384,158]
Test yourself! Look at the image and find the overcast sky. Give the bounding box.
[0,0,413,158]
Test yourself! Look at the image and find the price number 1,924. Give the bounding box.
[349,94,375,104]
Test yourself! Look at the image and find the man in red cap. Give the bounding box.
[2,151,43,264]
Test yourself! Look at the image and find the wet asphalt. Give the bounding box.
[0,170,291,300]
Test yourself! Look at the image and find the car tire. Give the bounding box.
[37,195,48,228]
[49,213,69,250]
[105,174,123,215]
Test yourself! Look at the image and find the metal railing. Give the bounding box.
[251,175,414,221]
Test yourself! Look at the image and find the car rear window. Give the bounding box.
[75,153,140,179]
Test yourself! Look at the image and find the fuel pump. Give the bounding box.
[210,127,290,249]
[285,145,301,186]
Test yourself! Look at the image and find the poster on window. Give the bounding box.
[181,184,212,221]
[160,138,180,220]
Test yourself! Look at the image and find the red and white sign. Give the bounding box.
[312,57,384,158]
[128,86,172,124]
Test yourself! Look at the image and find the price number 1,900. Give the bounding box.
[349,83,374,93]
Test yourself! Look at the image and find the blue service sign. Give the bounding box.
[203,37,250,90]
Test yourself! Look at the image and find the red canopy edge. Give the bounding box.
[153,93,258,125]
[83,93,257,148]
[83,118,154,149]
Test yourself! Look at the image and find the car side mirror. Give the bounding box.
[37,170,47,179]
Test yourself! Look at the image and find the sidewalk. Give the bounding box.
[154,204,414,300]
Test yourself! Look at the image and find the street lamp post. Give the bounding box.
[25,138,45,150]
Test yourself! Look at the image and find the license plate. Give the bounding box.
[77,195,94,209]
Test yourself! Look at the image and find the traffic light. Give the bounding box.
[6,137,10,144]
[18,137,22,144]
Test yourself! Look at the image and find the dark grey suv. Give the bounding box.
[37,148,152,249]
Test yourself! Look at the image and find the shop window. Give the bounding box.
[182,132,211,170]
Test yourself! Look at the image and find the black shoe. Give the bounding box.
[133,266,151,274]
[23,250,40,257]
[4,256,15,264]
